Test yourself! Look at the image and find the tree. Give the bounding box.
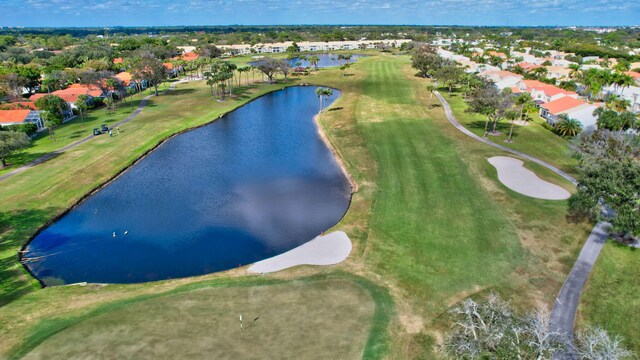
[34,94,67,140]
[595,108,638,131]
[339,63,351,77]
[0,73,26,101]
[254,58,289,83]
[569,130,640,238]
[426,83,437,109]
[315,87,334,112]
[42,70,69,94]
[466,81,513,137]
[74,94,89,126]
[196,44,222,59]
[554,115,583,137]
[575,327,634,360]
[0,131,30,168]
[130,52,168,96]
[308,55,320,71]
[411,43,444,77]
[505,110,520,143]
[442,293,570,359]
[432,64,463,92]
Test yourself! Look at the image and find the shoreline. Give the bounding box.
[17,83,355,288]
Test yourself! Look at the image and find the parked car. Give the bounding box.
[100,124,109,132]
[93,128,101,136]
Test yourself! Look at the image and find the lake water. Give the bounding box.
[251,53,365,68]
[24,86,351,286]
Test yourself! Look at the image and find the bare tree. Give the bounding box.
[575,327,633,360]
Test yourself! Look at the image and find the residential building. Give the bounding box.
[30,83,102,119]
[539,97,599,130]
[515,80,578,103]
[0,109,45,131]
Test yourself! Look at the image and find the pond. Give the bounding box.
[252,53,366,68]
[24,86,351,286]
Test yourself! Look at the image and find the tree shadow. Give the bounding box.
[328,107,343,112]
[165,88,196,96]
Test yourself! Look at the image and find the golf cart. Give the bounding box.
[93,128,101,136]
[100,124,109,132]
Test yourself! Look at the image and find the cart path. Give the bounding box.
[434,90,607,349]
[0,81,182,182]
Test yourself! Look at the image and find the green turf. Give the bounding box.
[578,242,640,354]
[19,279,375,360]
[356,57,523,310]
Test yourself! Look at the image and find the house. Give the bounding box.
[544,66,572,80]
[487,50,508,59]
[516,62,542,72]
[602,84,640,113]
[539,97,599,130]
[479,70,523,83]
[30,84,102,119]
[516,80,578,103]
[0,109,45,131]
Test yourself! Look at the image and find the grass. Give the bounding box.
[0,53,593,359]
[0,83,173,176]
[578,242,640,354]
[441,91,579,177]
[16,278,377,360]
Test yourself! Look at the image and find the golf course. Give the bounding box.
[0,52,609,358]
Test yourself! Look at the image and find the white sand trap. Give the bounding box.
[488,156,571,200]
[247,231,352,274]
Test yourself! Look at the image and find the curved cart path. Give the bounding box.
[434,90,607,349]
[0,81,183,182]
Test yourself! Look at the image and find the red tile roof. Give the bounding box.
[625,71,640,79]
[171,52,199,62]
[115,72,132,86]
[540,97,588,115]
[0,110,32,124]
[30,84,102,103]
[113,57,124,64]
[521,80,577,97]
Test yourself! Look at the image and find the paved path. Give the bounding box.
[434,90,608,352]
[0,82,182,182]
[247,231,352,274]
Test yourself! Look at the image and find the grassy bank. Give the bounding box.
[578,242,640,353]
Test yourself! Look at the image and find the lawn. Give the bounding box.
[14,278,381,360]
[0,53,592,359]
[578,242,640,353]
[0,82,173,176]
[441,91,579,177]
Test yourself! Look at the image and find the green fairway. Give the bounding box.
[19,279,376,360]
[579,242,640,353]
[358,58,523,305]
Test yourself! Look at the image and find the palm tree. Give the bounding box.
[505,109,520,143]
[315,87,334,111]
[568,64,582,81]
[554,115,582,137]
[309,55,320,71]
[74,94,89,126]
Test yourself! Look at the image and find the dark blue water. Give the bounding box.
[25,87,350,286]
[251,54,365,69]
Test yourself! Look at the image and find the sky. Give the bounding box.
[0,0,638,27]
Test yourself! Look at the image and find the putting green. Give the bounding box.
[22,279,375,360]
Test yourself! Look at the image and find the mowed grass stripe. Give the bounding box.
[358,57,522,310]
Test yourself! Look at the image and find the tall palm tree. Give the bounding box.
[315,87,334,111]
[568,64,582,81]
[505,110,520,143]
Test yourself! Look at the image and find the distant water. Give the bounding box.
[251,53,365,68]
[25,86,350,286]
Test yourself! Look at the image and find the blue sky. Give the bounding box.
[0,0,638,27]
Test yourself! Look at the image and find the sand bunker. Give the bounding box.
[247,231,352,273]
[488,156,571,200]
